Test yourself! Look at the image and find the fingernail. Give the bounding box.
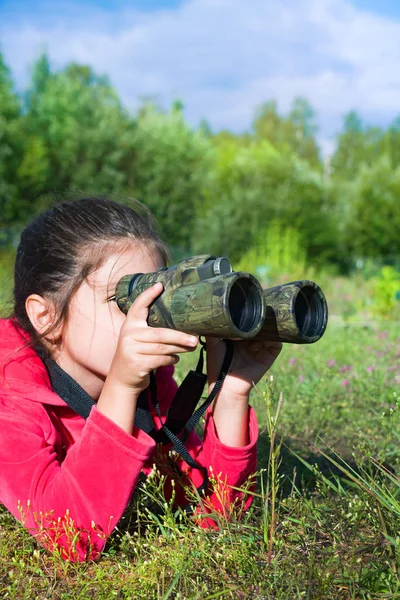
[189,337,198,346]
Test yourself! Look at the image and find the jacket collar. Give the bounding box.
[0,318,69,406]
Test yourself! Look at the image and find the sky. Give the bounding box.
[1,0,400,155]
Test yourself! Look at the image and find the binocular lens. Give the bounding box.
[228,279,263,333]
[294,286,326,338]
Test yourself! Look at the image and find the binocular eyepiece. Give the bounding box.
[115,255,328,344]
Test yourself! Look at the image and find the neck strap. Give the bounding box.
[35,340,234,505]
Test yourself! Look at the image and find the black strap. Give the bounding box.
[35,340,235,504]
[150,370,208,494]
[148,339,234,499]
[155,340,207,441]
[36,350,95,419]
[182,339,234,442]
[35,346,153,433]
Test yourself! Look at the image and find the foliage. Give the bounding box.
[235,220,309,283]
[253,97,322,169]
[20,58,132,209]
[1,49,400,276]
[330,111,370,181]
[369,266,400,319]
[0,54,22,225]
[0,248,14,315]
[194,138,337,268]
[343,155,400,261]
[129,102,214,252]
[331,110,400,181]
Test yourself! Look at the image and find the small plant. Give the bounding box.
[235,220,310,284]
[370,265,400,319]
[257,375,284,564]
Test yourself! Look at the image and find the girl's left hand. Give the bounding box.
[206,337,283,402]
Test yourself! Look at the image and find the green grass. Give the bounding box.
[2,270,400,598]
[0,249,14,316]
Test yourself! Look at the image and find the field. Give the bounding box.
[1,260,400,598]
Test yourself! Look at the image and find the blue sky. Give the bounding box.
[1,0,400,154]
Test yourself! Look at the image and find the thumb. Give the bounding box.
[126,281,163,324]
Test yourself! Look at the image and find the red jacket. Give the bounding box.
[0,318,258,561]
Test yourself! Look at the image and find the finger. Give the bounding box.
[126,282,164,323]
[238,339,283,354]
[269,341,283,356]
[141,354,181,370]
[127,326,198,349]
[246,340,264,353]
[133,342,198,356]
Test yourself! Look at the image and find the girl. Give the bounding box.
[0,196,281,561]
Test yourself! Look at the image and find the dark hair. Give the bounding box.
[13,195,170,345]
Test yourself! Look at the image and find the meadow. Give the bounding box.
[1,254,400,599]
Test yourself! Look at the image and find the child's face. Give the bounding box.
[55,243,164,399]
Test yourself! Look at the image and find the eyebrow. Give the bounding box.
[88,280,118,294]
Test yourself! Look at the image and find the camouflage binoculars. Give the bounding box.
[115,255,328,344]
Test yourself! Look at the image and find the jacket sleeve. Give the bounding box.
[0,399,156,561]
[154,367,259,525]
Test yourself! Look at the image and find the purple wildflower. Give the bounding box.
[377,331,388,340]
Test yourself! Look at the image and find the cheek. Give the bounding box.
[104,305,126,339]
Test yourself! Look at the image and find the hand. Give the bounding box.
[108,282,198,395]
[206,337,282,402]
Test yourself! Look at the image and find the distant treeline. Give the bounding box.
[1,52,400,273]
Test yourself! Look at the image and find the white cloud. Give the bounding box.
[1,0,400,153]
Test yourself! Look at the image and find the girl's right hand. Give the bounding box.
[107,282,198,395]
[97,282,198,433]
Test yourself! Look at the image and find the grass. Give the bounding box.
[2,264,400,597]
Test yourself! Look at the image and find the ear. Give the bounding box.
[25,294,60,340]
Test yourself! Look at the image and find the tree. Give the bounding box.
[193,137,337,267]
[253,101,283,146]
[0,52,22,226]
[20,56,134,214]
[287,97,320,167]
[252,98,321,169]
[330,111,384,180]
[377,117,400,169]
[129,104,214,252]
[344,155,400,260]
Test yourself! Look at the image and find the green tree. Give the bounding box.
[253,101,283,146]
[344,154,400,260]
[0,52,22,226]
[253,98,321,169]
[330,111,384,180]
[129,103,214,252]
[20,56,133,214]
[377,117,400,169]
[193,138,337,267]
[287,97,321,167]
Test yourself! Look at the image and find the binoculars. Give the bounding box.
[115,255,328,344]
